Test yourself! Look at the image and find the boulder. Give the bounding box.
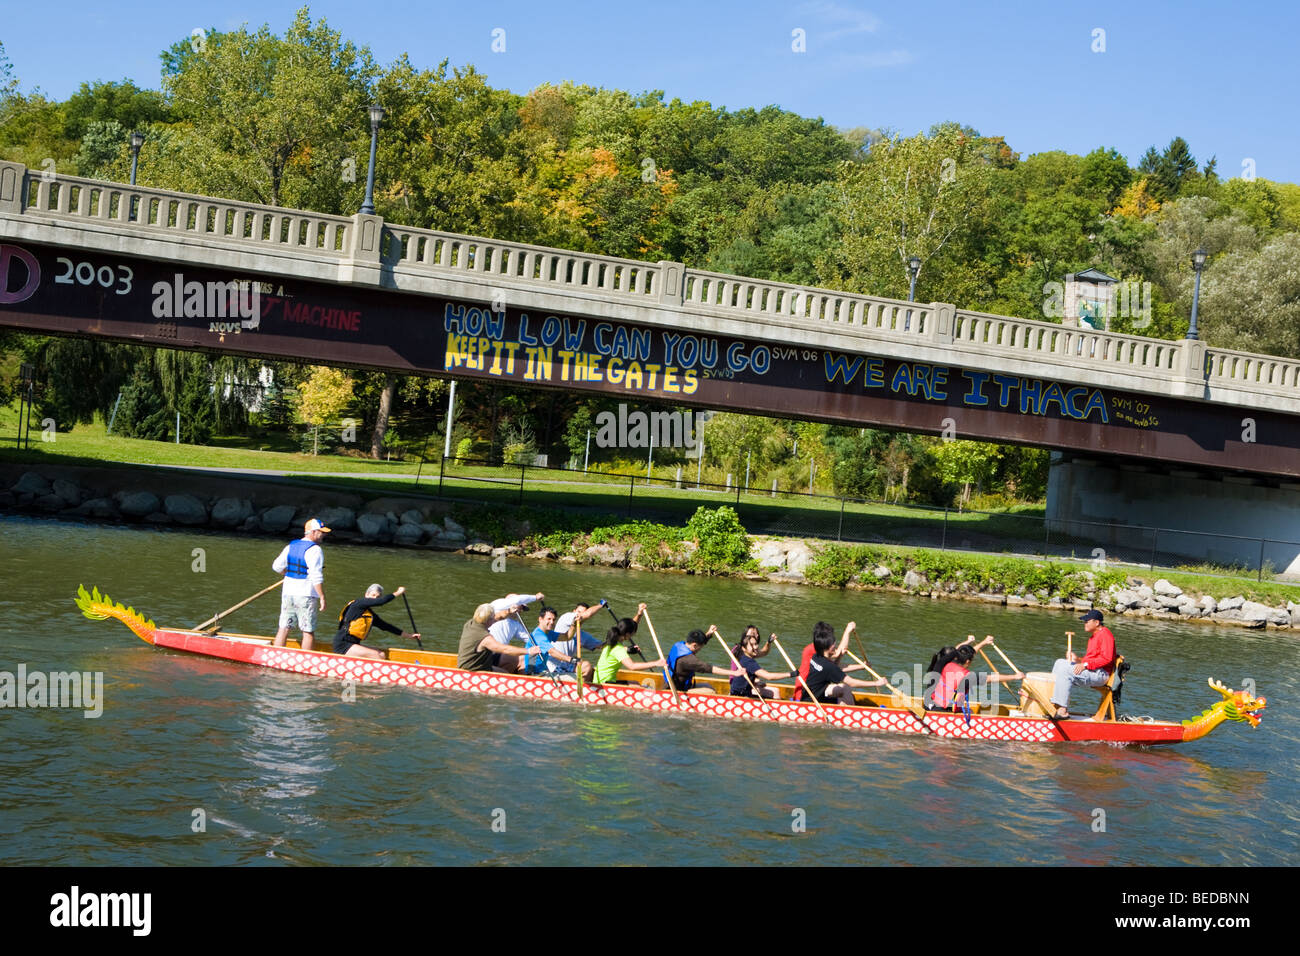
[51,479,81,506]
[444,516,466,536]
[356,513,390,541]
[393,523,424,545]
[315,506,357,531]
[71,497,117,518]
[240,516,260,532]
[144,511,172,524]
[260,505,297,534]
[1112,589,1140,610]
[1218,596,1245,611]
[164,494,208,526]
[1153,579,1182,597]
[872,565,892,580]
[0,491,14,508]
[977,593,1006,605]
[903,570,926,590]
[118,491,161,518]
[210,498,253,528]
[584,544,629,568]
[1135,585,1154,601]
[465,541,494,555]
[750,539,789,570]
[1240,601,1273,623]
[420,523,445,538]
[1267,606,1291,627]
[767,570,806,584]
[784,541,816,574]
[1199,595,1218,615]
[400,509,425,526]
[1156,593,1185,610]
[34,493,65,512]
[11,472,51,496]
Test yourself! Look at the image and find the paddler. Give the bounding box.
[665,629,744,695]
[484,593,545,673]
[526,606,593,681]
[724,626,793,699]
[333,584,421,659]
[594,608,665,684]
[924,637,1023,712]
[804,623,886,705]
[458,595,550,673]
[792,620,857,702]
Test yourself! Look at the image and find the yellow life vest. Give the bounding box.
[338,601,374,641]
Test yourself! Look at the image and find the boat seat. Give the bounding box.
[1091,655,1128,721]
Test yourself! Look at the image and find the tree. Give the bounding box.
[298,366,353,454]
[933,440,1003,510]
[153,9,377,209]
[823,125,1000,301]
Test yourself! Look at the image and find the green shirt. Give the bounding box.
[595,644,630,684]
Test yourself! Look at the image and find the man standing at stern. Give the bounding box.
[272,518,329,651]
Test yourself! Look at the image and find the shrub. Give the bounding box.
[685,506,752,574]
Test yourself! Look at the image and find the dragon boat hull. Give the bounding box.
[144,627,1199,745]
[75,587,1264,746]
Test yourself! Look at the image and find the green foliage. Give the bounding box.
[684,506,752,574]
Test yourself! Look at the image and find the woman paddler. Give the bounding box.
[728,628,793,699]
[925,637,1023,712]
[594,608,665,684]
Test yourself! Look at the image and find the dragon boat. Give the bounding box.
[77,586,1266,746]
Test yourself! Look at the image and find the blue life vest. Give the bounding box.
[285,538,318,579]
[665,641,694,691]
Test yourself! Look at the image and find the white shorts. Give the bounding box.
[279,592,318,632]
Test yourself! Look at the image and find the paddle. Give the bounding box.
[400,591,423,649]
[770,637,829,722]
[575,618,585,700]
[640,608,680,709]
[602,600,648,662]
[194,580,282,632]
[990,640,1058,718]
[709,625,778,720]
[844,648,933,734]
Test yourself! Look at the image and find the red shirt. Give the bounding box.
[1082,626,1116,673]
[792,643,816,701]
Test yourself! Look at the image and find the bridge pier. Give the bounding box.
[1046,453,1300,576]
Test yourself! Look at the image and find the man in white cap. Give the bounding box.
[272,517,330,651]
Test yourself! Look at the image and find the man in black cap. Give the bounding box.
[1049,609,1117,719]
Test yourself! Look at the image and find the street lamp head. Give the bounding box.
[367,104,385,130]
[1192,247,1208,272]
[907,255,921,278]
[130,131,145,153]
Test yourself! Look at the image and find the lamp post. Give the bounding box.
[904,255,921,331]
[359,104,385,216]
[1187,247,1208,340]
[129,131,144,185]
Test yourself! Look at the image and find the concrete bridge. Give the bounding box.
[3,160,1300,570]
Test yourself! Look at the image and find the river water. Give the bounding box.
[0,515,1295,866]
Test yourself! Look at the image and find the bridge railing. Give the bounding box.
[681,268,934,335]
[953,308,1184,375]
[380,224,665,301]
[17,168,354,257]
[1205,347,1300,392]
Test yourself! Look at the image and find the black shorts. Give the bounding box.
[333,634,362,655]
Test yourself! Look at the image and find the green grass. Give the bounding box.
[0,408,420,475]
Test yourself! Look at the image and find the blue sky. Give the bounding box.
[6,0,1298,183]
